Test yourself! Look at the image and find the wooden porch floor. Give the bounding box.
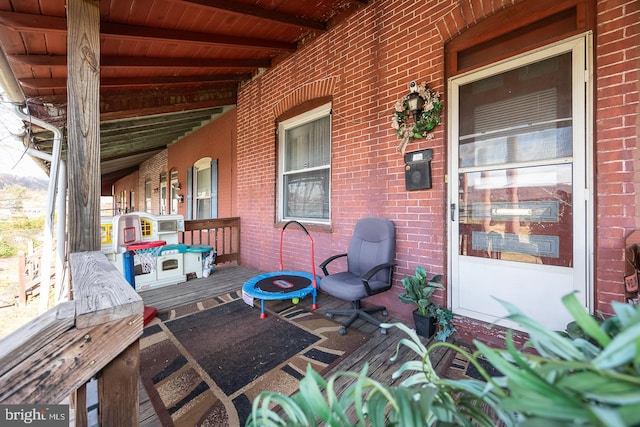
[137,265,455,426]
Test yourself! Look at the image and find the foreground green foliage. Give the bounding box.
[483,295,640,426]
[247,294,640,426]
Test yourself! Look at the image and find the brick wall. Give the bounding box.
[594,0,640,315]
[109,0,638,342]
[234,0,639,336]
[167,108,237,219]
[112,171,139,213]
[112,152,167,215]
[113,109,237,219]
[137,150,168,215]
[236,0,459,324]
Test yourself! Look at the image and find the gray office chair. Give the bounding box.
[319,217,396,335]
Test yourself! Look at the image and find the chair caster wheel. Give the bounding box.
[380,328,387,335]
[326,313,334,319]
[382,310,388,316]
[339,327,346,335]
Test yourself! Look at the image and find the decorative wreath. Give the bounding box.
[391,81,442,154]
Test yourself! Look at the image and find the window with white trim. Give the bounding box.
[278,103,331,223]
[170,170,179,215]
[159,171,167,215]
[194,158,211,219]
[187,158,218,219]
[144,178,152,213]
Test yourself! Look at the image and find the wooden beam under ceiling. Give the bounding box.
[100,109,220,133]
[19,74,252,91]
[25,85,236,123]
[10,54,271,69]
[100,139,181,157]
[182,0,327,31]
[0,11,297,51]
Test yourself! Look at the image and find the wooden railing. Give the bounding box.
[180,216,241,265]
[16,249,48,306]
[0,251,143,426]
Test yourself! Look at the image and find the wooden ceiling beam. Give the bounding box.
[10,54,271,69]
[99,123,198,144]
[99,97,236,121]
[0,11,296,51]
[25,86,235,123]
[0,11,66,32]
[100,166,140,181]
[104,21,296,50]
[101,110,220,133]
[181,0,327,31]
[100,134,188,158]
[19,74,251,90]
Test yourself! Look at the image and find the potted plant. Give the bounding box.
[398,266,455,340]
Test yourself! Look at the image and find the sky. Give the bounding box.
[0,99,48,179]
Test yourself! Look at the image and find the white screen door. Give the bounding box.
[449,36,591,331]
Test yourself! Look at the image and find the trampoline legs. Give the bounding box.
[260,299,267,318]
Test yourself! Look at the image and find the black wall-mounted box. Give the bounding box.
[404,148,433,190]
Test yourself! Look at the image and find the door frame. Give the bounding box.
[446,33,595,327]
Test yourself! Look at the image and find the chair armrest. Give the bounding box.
[361,262,395,296]
[319,253,347,276]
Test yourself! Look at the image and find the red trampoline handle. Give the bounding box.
[279,221,317,288]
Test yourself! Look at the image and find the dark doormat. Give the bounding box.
[444,344,502,381]
[140,291,370,426]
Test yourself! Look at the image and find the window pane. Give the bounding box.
[458,163,572,267]
[285,116,330,172]
[196,167,210,198]
[197,198,210,219]
[284,169,329,219]
[144,180,151,213]
[459,53,573,168]
[160,184,167,215]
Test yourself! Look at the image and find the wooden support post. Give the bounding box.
[66,0,101,254]
[66,0,101,418]
[98,341,140,427]
[74,384,88,427]
[17,250,26,307]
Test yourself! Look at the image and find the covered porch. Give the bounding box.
[137,264,455,426]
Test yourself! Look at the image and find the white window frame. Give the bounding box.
[159,171,167,215]
[170,170,179,215]
[144,178,152,213]
[194,157,212,219]
[277,103,331,224]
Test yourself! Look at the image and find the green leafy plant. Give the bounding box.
[247,321,512,427]
[247,294,640,427]
[398,266,455,341]
[398,266,443,316]
[475,294,640,426]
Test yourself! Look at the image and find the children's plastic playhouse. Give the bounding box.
[101,212,215,291]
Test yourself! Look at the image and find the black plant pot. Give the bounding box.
[412,309,436,338]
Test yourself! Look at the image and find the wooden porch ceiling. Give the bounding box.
[0,0,367,185]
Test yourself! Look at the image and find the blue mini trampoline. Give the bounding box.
[242,221,320,318]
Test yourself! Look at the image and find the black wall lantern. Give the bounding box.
[406,81,425,122]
